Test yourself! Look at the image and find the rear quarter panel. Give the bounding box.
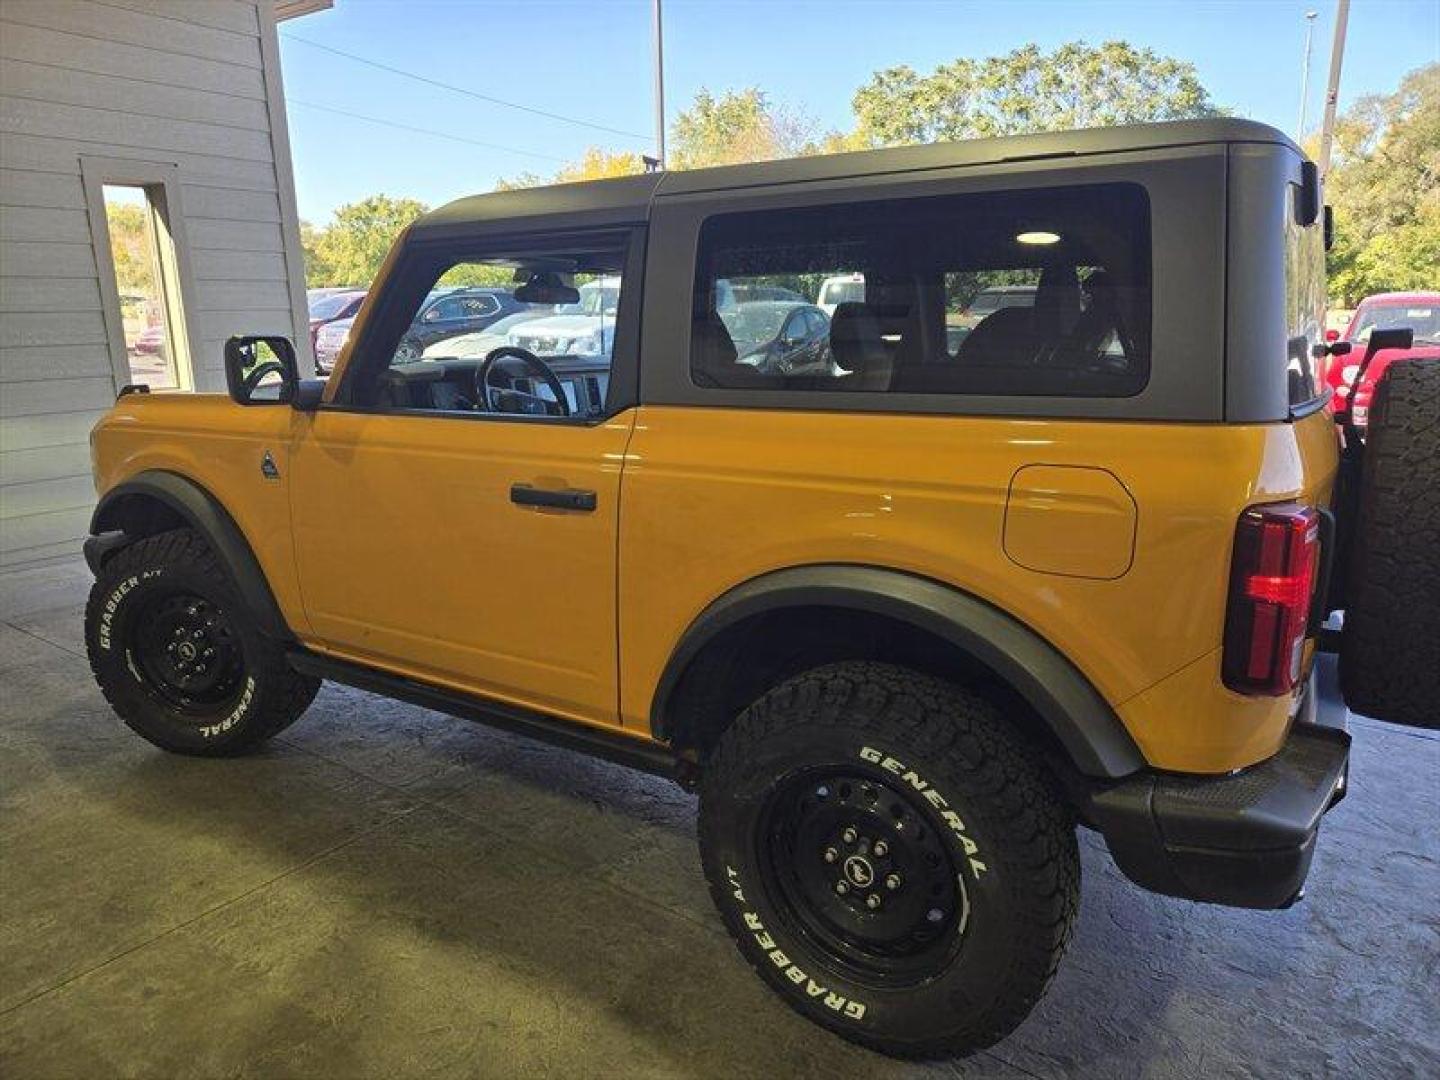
[619,406,1339,773]
[90,394,309,636]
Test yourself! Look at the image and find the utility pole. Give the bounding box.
[1298,10,1318,138]
[1318,0,1351,177]
[652,0,666,168]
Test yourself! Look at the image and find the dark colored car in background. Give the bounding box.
[315,286,525,373]
[1324,291,1440,428]
[721,301,831,375]
[395,287,527,361]
[307,289,366,353]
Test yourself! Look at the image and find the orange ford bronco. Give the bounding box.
[84,119,1439,1057]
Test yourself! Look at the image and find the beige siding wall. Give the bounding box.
[0,0,309,568]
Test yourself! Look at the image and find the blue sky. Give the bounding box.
[278,0,1440,224]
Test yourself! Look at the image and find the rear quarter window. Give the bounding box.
[1284,184,1326,407]
[690,183,1152,399]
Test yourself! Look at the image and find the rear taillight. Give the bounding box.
[1222,503,1320,695]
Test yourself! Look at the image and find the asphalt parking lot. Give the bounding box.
[2,557,1437,1079]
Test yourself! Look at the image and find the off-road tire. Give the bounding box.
[698,661,1078,1058]
[1341,359,1440,728]
[85,527,320,755]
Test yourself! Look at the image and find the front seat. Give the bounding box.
[954,305,1039,368]
[691,308,740,387]
[830,302,893,390]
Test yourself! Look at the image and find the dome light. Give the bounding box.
[1016,230,1061,245]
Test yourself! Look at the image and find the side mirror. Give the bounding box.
[1297,161,1321,226]
[224,335,299,406]
[1365,327,1413,354]
[1325,328,1340,343]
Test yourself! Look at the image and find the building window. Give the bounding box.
[100,184,191,390]
[82,158,198,394]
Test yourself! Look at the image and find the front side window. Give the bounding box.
[691,184,1151,398]
[355,241,626,419]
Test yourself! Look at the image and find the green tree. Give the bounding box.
[103,202,150,294]
[852,41,1218,146]
[1324,64,1440,305]
[669,88,823,168]
[308,195,429,286]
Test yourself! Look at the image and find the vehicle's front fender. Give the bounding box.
[89,470,291,639]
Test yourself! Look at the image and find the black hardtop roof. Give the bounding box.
[412,118,1299,236]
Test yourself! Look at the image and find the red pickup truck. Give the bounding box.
[1325,291,1440,427]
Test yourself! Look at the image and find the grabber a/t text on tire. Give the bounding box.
[698,662,1079,1058]
[84,527,320,755]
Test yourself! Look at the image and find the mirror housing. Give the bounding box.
[224,335,299,407]
[1365,327,1414,354]
[1297,161,1321,227]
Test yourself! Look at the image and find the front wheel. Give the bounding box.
[84,528,320,755]
[698,662,1078,1058]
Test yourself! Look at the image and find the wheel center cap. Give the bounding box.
[843,855,875,889]
[177,641,197,661]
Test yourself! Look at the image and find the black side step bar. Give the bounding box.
[287,649,688,784]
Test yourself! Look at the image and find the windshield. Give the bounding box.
[557,283,620,316]
[967,289,1035,315]
[1352,302,1440,346]
[721,306,792,350]
[819,279,864,306]
[309,293,357,320]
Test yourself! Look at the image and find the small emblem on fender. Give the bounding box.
[260,450,280,480]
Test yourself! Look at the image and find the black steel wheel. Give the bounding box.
[85,527,319,755]
[699,662,1078,1059]
[130,592,245,715]
[759,769,967,986]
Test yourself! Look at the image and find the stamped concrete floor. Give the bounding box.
[1,557,1437,1079]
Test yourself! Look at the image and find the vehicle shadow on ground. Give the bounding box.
[6,649,1433,1078]
[99,704,1188,1076]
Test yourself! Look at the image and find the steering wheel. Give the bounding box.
[477,346,571,417]
[242,360,288,397]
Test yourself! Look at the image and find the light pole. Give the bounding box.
[1299,10,1318,138]
[1318,0,1351,177]
[652,0,666,169]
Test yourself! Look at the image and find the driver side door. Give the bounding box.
[287,231,641,729]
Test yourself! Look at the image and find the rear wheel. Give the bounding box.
[1341,359,1440,728]
[698,662,1078,1058]
[85,528,320,754]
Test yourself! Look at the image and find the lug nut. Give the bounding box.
[192,630,204,640]
[823,847,838,864]
[885,873,901,891]
[842,827,858,844]
[873,841,888,857]
[835,881,849,895]
[866,894,881,910]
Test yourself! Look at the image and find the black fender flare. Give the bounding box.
[650,564,1145,779]
[88,470,291,639]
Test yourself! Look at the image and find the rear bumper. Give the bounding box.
[1090,658,1349,909]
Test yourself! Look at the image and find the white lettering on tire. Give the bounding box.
[725,866,868,1021]
[859,746,988,879]
[199,675,255,739]
[97,569,162,651]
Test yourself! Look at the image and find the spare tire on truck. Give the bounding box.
[1340,359,1440,728]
